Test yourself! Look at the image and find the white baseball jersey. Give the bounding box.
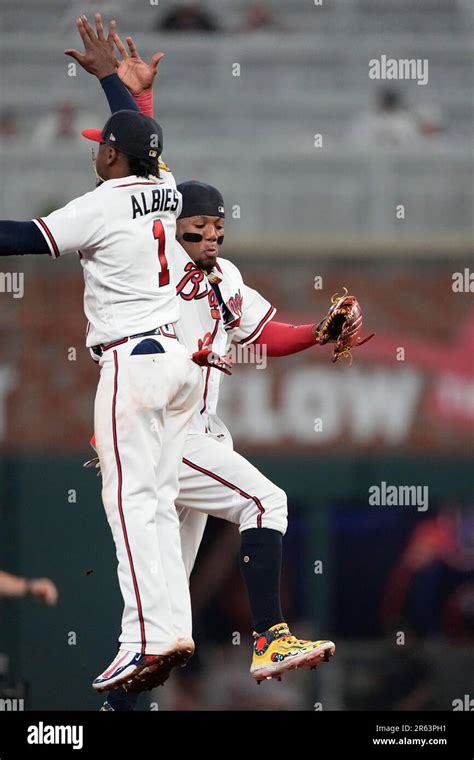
[173,241,276,436]
[33,172,182,347]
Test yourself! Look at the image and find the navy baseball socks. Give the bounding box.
[239,528,285,633]
[240,528,336,682]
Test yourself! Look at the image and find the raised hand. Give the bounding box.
[113,33,164,96]
[64,13,117,79]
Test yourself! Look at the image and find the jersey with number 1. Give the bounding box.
[33,172,182,347]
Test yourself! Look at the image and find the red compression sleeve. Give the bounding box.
[133,90,154,117]
[253,321,317,357]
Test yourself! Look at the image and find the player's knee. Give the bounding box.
[260,485,288,535]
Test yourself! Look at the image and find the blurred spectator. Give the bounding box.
[349,88,419,147]
[239,2,285,32]
[381,506,474,639]
[33,100,93,147]
[0,111,20,142]
[0,570,58,606]
[159,2,219,33]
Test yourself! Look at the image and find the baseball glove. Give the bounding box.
[313,287,374,365]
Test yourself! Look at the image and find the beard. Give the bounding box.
[200,259,215,274]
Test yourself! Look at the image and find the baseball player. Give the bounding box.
[0,14,216,695]
[73,17,340,708]
[100,179,339,711]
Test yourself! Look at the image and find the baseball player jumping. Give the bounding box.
[0,13,228,696]
[69,17,357,707]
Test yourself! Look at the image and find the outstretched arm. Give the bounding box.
[0,222,50,256]
[64,14,139,114]
[0,15,135,258]
[253,320,318,357]
[65,14,164,118]
[253,289,374,364]
[233,279,372,361]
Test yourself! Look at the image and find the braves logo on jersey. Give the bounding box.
[176,262,209,301]
[226,290,243,329]
[176,262,221,323]
[173,244,275,435]
[175,257,243,329]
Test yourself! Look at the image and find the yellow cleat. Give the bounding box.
[250,623,336,683]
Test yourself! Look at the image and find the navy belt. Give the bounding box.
[92,324,177,357]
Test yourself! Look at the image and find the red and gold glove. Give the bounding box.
[313,287,374,365]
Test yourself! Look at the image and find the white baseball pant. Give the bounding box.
[94,333,203,655]
[171,432,288,639]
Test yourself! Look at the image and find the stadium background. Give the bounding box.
[0,0,473,710]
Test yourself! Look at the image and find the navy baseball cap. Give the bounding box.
[178,181,225,219]
[82,110,163,161]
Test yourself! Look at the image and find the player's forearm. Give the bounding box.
[0,571,29,598]
[0,221,50,256]
[100,73,140,115]
[253,321,318,357]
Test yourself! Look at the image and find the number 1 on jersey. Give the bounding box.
[153,220,169,287]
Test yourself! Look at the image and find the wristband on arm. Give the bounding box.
[133,90,154,118]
